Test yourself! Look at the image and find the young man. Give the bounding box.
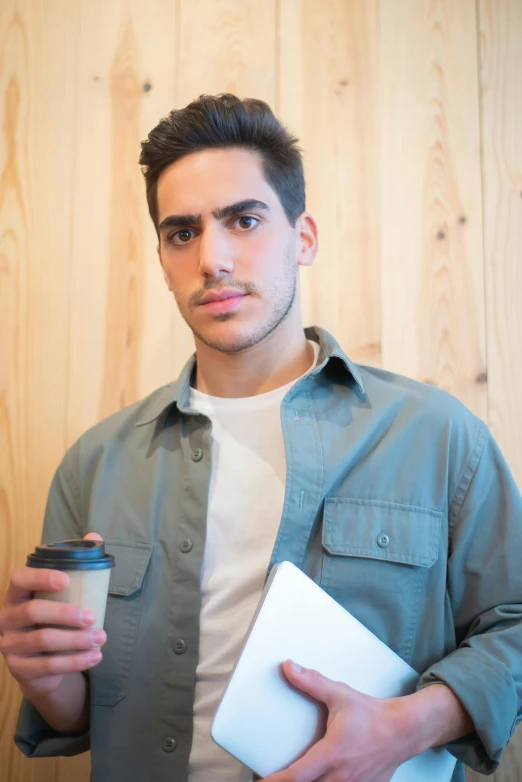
[2,94,522,782]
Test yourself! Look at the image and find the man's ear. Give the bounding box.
[296,212,318,268]
[157,243,172,291]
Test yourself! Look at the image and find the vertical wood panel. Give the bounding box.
[1,1,522,781]
[278,0,381,367]
[0,2,79,780]
[177,0,276,103]
[466,2,522,780]
[380,0,487,419]
[479,0,522,482]
[65,0,178,445]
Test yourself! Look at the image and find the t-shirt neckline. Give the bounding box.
[189,340,320,410]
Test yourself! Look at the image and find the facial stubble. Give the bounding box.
[177,245,299,354]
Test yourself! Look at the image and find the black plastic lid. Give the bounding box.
[26,540,115,571]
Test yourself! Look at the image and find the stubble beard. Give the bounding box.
[177,248,298,354]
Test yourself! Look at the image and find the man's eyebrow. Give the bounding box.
[158,199,271,232]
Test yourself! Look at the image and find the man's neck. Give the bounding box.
[192,322,314,399]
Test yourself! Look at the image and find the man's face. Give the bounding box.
[156,147,315,353]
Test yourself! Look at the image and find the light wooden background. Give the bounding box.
[1,1,521,780]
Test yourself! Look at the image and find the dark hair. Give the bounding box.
[138,93,305,235]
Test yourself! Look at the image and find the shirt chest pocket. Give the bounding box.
[90,540,153,706]
[320,498,441,661]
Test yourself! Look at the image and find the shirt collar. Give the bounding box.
[135,326,366,427]
[305,326,366,395]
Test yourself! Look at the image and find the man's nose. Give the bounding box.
[198,224,235,277]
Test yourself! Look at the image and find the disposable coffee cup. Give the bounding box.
[26,540,115,636]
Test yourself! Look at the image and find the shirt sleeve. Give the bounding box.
[14,447,91,758]
[416,422,522,774]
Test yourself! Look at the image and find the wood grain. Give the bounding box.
[379,0,487,419]
[479,0,522,482]
[0,1,79,779]
[466,3,522,779]
[1,1,521,781]
[97,16,146,420]
[65,0,178,446]
[278,0,381,368]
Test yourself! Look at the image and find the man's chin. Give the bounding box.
[190,320,269,354]
[194,331,258,354]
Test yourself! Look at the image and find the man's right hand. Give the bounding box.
[0,534,107,701]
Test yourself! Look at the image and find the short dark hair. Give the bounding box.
[138,93,305,235]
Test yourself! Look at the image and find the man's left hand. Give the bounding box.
[263,660,416,782]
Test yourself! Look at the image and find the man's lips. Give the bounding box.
[198,289,247,305]
[197,291,249,314]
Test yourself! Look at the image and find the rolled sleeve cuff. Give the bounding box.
[416,647,518,774]
[14,697,90,758]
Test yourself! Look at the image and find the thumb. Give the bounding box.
[83,532,104,542]
[282,660,343,708]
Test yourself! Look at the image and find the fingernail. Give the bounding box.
[289,661,303,673]
[88,650,102,665]
[51,573,69,589]
[91,629,106,646]
[81,610,96,626]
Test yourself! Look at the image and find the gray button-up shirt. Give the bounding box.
[15,327,522,782]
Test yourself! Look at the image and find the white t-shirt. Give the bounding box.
[187,341,320,781]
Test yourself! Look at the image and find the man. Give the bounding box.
[2,94,521,782]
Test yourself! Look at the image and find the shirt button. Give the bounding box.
[377,532,390,548]
[174,639,187,655]
[179,538,193,553]
[191,448,203,462]
[163,737,177,753]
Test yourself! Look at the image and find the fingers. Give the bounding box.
[1,627,106,655]
[4,568,70,610]
[263,737,330,782]
[0,599,96,634]
[282,661,346,709]
[4,535,103,611]
[5,649,103,682]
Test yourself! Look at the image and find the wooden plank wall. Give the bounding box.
[0,1,520,780]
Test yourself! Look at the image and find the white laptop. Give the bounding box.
[211,561,457,781]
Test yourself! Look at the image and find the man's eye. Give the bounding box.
[167,217,258,245]
[169,229,193,245]
[234,215,259,230]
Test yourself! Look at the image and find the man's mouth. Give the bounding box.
[197,289,249,314]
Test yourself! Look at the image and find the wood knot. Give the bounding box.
[0,254,10,275]
[143,81,152,92]
[436,230,446,240]
[475,371,488,384]
[458,215,467,224]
